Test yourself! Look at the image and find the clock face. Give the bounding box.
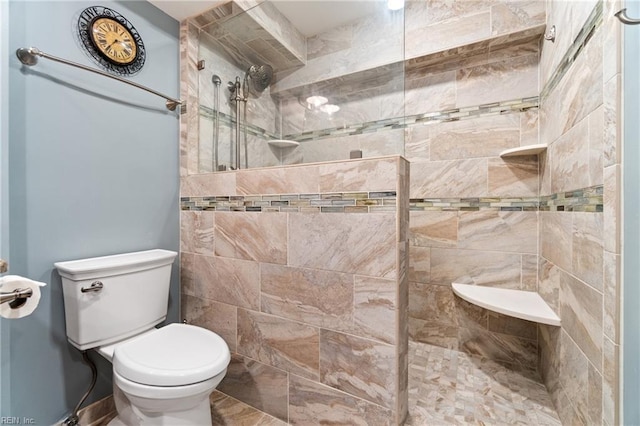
[77,6,146,76]
[90,17,137,65]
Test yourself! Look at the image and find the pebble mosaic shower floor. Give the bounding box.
[205,341,562,425]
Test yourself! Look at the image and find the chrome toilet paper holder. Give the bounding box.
[0,288,34,308]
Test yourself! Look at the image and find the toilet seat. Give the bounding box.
[113,323,230,387]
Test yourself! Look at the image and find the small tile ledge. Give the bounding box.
[499,144,547,158]
[452,283,561,326]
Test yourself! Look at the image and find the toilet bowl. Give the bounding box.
[55,250,231,426]
[101,323,230,425]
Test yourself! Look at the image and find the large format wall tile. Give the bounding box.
[604,164,620,254]
[236,166,320,195]
[410,159,488,198]
[560,270,603,370]
[319,157,398,192]
[558,329,589,424]
[218,354,289,422]
[180,211,214,255]
[409,282,458,327]
[180,172,236,196]
[429,114,520,160]
[538,257,560,314]
[181,293,238,352]
[237,309,320,380]
[490,1,545,36]
[215,212,287,264]
[353,275,398,344]
[456,54,538,107]
[457,210,537,254]
[320,329,396,408]
[488,156,539,197]
[571,212,603,292]
[430,248,523,288]
[408,245,430,283]
[459,324,538,372]
[409,317,459,348]
[487,312,537,340]
[184,253,260,310]
[604,251,621,343]
[540,31,603,145]
[549,118,590,194]
[288,213,397,278]
[405,11,491,60]
[540,211,573,272]
[289,375,392,425]
[409,211,458,248]
[261,263,353,329]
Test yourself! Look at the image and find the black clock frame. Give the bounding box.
[77,6,146,76]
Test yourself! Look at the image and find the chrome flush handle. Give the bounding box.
[81,281,103,293]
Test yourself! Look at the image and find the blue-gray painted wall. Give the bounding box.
[3,1,179,423]
[624,1,640,424]
[1,0,12,415]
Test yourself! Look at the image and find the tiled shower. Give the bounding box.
[179,0,621,424]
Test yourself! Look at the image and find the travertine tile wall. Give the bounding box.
[538,1,621,425]
[180,157,409,424]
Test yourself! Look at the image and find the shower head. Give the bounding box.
[212,74,222,86]
[243,64,273,97]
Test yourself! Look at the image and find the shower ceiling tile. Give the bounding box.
[197,0,305,73]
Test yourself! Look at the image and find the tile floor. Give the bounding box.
[405,341,561,425]
[89,341,562,425]
[209,341,562,425]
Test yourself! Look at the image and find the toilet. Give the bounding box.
[54,249,230,426]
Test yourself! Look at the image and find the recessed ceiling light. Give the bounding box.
[306,96,328,107]
[388,0,404,11]
[320,104,340,114]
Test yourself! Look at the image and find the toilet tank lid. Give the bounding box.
[54,249,177,281]
[113,323,231,386]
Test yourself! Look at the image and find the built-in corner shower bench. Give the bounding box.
[452,283,561,326]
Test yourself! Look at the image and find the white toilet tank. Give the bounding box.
[55,249,178,350]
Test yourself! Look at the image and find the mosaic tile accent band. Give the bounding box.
[200,98,539,144]
[540,1,603,101]
[539,185,603,212]
[410,185,603,212]
[181,191,398,213]
[181,186,603,213]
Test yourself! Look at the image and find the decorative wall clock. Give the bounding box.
[77,6,146,76]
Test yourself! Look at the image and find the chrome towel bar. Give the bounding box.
[16,47,183,111]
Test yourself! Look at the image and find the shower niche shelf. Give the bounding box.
[268,139,300,149]
[452,282,561,326]
[499,144,547,158]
